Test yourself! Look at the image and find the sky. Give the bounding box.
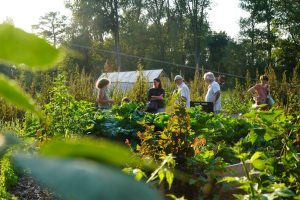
[0,0,249,39]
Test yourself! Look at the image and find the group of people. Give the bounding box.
[95,72,272,113]
[95,71,222,113]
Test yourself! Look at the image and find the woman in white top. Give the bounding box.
[203,72,221,113]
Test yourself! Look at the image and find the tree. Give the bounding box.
[207,32,229,72]
[120,0,149,70]
[186,0,211,69]
[274,0,300,47]
[240,0,299,75]
[256,0,276,66]
[146,0,167,66]
[239,0,258,70]
[67,0,126,71]
[239,0,276,66]
[2,17,14,25]
[32,12,67,47]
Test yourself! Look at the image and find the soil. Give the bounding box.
[9,175,53,200]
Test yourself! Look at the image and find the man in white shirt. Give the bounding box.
[203,72,221,113]
[174,75,190,108]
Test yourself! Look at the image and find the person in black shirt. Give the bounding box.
[146,78,165,113]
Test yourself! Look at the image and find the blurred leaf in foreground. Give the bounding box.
[0,133,19,157]
[40,138,155,169]
[0,75,41,117]
[12,155,164,200]
[0,24,64,70]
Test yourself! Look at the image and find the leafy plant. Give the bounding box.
[0,25,164,200]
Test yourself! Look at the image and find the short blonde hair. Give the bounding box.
[96,78,110,89]
[203,72,215,81]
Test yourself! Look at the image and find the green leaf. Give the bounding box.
[40,139,155,169]
[165,169,174,189]
[134,169,147,181]
[13,155,164,200]
[158,169,165,183]
[248,131,258,144]
[0,24,64,69]
[250,152,263,163]
[166,194,187,200]
[219,176,240,183]
[275,189,295,197]
[264,131,277,141]
[0,75,41,117]
[252,159,266,171]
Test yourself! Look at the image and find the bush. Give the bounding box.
[0,153,18,199]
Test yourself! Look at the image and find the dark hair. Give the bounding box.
[122,97,130,103]
[96,78,110,89]
[259,75,269,82]
[153,78,162,89]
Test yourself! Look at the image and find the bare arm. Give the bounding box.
[151,94,164,100]
[247,86,255,95]
[214,91,221,104]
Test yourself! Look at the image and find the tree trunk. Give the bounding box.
[251,16,255,70]
[114,0,122,72]
[194,1,204,69]
[266,0,273,67]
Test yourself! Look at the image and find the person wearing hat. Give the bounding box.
[174,75,190,108]
[203,72,221,113]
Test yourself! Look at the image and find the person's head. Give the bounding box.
[122,97,130,104]
[153,78,162,89]
[174,75,183,86]
[259,75,269,84]
[203,72,215,84]
[96,78,110,89]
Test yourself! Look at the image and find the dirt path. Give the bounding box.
[9,175,53,200]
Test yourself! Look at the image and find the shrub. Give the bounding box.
[0,153,18,199]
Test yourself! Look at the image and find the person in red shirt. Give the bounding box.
[248,75,270,110]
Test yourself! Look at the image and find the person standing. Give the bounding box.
[146,78,165,113]
[247,75,270,110]
[203,72,221,113]
[174,75,190,108]
[96,78,114,109]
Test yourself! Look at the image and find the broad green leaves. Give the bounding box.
[0,24,63,70]
[250,152,266,171]
[147,154,175,189]
[0,24,65,117]
[0,75,41,117]
[13,155,164,200]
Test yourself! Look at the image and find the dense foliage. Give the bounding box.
[0,2,300,199]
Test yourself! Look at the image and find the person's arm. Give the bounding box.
[247,86,256,96]
[214,91,221,104]
[151,89,165,100]
[212,83,221,104]
[181,87,188,99]
[151,95,163,100]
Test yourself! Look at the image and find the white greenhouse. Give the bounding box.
[98,69,165,91]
